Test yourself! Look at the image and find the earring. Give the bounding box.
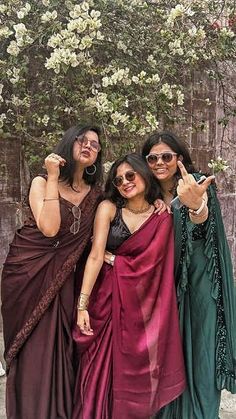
[85,164,97,175]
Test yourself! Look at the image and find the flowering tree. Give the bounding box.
[0,0,235,169]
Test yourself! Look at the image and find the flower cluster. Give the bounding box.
[208,157,230,173]
[0,0,235,170]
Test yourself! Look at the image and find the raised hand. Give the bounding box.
[176,161,215,210]
[44,153,66,178]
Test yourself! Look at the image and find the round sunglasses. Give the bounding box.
[112,170,137,188]
[75,135,101,152]
[146,152,177,165]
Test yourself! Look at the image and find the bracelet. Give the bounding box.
[77,292,90,311]
[189,199,206,215]
[43,198,59,201]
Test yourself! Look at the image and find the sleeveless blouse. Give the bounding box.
[106,207,131,252]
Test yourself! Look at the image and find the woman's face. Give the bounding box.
[73,130,100,167]
[147,142,178,184]
[114,162,146,200]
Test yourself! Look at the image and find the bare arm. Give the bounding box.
[29,153,65,237]
[77,200,116,334]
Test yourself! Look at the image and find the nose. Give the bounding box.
[155,156,164,165]
[83,140,92,149]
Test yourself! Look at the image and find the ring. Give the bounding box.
[110,255,115,263]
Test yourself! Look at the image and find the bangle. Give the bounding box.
[77,292,90,311]
[189,199,206,215]
[43,198,59,201]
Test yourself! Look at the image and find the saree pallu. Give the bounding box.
[73,211,186,419]
[158,180,236,419]
[1,187,101,419]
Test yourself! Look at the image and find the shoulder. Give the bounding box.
[30,175,47,189]
[97,199,116,215]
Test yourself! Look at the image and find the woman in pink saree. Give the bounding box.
[72,154,186,418]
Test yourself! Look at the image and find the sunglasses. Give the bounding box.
[76,135,101,152]
[112,170,137,188]
[146,152,177,165]
[70,205,81,235]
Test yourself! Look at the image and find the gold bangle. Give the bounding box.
[43,198,59,201]
[77,293,90,311]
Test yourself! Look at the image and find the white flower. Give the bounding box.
[96,30,104,40]
[176,90,184,105]
[41,10,57,23]
[145,111,159,129]
[117,40,127,52]
[103,161,114,173]
[220,28,235,39]
[42,114,50,126]
[208,157,229,173]
[79,35,93,50]
[102,76,110,87]
[0,26,13,38]
[0,113,6,128]
[132,76,139,84]
[160,83,173,100]
[111,111,129,125]
[42,0,50,5]
[7,40,20,56]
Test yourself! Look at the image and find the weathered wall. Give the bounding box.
[181,73,236,274]
[0,137,30,269]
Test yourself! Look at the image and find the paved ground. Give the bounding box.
[0,333,235,418]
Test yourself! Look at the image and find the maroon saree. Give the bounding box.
[72,211,186,419]
[1,186,101,419]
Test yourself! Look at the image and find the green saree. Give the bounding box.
[158,178,236,419]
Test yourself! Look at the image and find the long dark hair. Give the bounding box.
[54,124,103,186]
[105,153,161,207]
[142,131,195,175]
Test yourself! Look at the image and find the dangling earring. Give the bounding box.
[85,164,97,175]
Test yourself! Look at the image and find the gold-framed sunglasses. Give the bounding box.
[112,170,137,188]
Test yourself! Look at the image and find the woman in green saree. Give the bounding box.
[140,131,236,419]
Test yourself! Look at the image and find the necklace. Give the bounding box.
[125,203,152,214]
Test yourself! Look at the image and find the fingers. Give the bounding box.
[77,311,94,335]
[104,251,115,266]
[154,199,167,215]
[177,160,188,178]
[201,175,215,191]
[45,153,66,166]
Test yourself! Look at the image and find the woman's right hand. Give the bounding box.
[104,250,116,266]
[77,310,94,335]
[44,153,66,178]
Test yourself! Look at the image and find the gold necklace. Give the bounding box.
[125,203,151,214]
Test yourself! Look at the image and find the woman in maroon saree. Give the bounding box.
[73,154,186,419]
[1,124,103,419]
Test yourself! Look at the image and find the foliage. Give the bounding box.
[0,0,235,170]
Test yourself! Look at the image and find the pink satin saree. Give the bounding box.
[73,211,186,419]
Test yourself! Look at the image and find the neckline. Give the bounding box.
[120,206,155,235]
[59,186,92,208]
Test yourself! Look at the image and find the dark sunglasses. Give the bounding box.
[146,152,177,165]
[76,135,101,152]
[112,170,137,188]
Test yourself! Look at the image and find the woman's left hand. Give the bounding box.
[154,199,171,214]
[177,161,215,209]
